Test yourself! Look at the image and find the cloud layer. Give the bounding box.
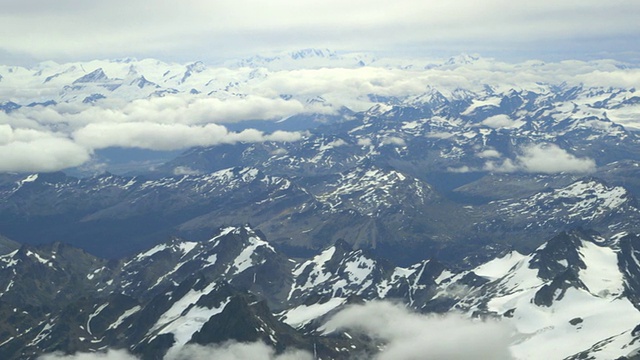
[1,1,639,63]
[0,56,632,173]
[324,301,514,360]
[0,93,307,172]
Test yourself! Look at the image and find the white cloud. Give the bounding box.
[39,349,138,360]
[324,301,514,360]
[121,96,305,125]
[447,165,473,173]
[73,122,303,151]
[39,343,313,360]
[357,138,372,146]
[484,143,596,174]
[482,115,522,129]
[0,125,91,172]
[165,342,312,360]
[0,96,307,172]
[381,136,406,147]
[477,149,501,158]
[173,166,202,176]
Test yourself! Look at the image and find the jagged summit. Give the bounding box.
[72,68,110,84]
[2,227,640,359]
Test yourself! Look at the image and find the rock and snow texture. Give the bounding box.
[433,230,640,359]
[6,226,640,359]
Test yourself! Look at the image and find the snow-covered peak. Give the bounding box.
[72,68,111,84]
[432,230,637,359]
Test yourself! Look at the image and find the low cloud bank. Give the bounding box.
[0,125,91,172]
[324,300,514,360]
[73,123,303,151]
[0,96,306,172]
[39,349,138,360]
[165,342,313,360]
[1,56,632,173]
[485,143,596,174]
[39,342,313,360]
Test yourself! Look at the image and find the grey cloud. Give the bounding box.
[324,300,514,360]
[1,1,638,63]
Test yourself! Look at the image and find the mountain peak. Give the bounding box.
[289,48,336,60]
[529,230,592,280]
[72,68,110,84]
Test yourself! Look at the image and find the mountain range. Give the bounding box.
[2,51,640,358]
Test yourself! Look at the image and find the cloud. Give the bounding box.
[0,95,308,172]
[481,115,522,129]
[116,96,305,125]
[0,125,91,172]
[484,143,596,174]
[381,136,406,147]
[165,342,312,360]
[173,166,202,176]
[477,149,501,158]
[324,301,514,360]
[447,165,473,173]
[73,122,303,151]
[39,343,313,360]
[0,1,638,63]
[39,349,137,360]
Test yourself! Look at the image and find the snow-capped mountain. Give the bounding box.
[3,226,640,359]
[2,53,640,359]
[433,230,640,359]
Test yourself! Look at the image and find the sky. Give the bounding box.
[1,1,640,175]
[1,0,640,65]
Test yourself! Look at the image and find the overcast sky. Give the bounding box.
[1,0,640,65]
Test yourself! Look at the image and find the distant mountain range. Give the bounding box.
[2,52,640,358]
